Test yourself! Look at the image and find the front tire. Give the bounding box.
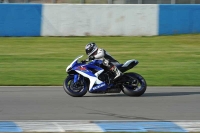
[63,75,88,97]
[121,73,147,96]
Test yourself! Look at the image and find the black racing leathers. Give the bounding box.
[90,48,122,80]
[92,48,120,65]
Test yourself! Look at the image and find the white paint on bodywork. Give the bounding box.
[122,60,136,67]
[66,55,83,72]
[95,69,104,77]
[75,70,102,91]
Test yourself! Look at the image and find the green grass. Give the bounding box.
[0,34,200,86]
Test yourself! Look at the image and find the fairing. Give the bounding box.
[66,55,138,93]
[66,55,83,72]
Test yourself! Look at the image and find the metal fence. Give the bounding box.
[1,0,200,4]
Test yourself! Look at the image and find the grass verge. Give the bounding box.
[0,34,199,86]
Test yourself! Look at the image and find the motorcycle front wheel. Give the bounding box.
[121,72,147,96]
[63,75,88,97]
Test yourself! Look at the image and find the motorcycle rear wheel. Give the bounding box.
[121,72,147,96]
[63,75,88,97]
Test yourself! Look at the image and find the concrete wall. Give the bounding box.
[41,4,158,36]
[0,4,200,36]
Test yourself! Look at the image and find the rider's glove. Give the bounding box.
[89,56,95,60]
[81,60,87,63]
[81,58,89,63]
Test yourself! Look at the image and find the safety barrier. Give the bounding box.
[0,4,42,36]
[0,4,200,36]
[159,5,200,35]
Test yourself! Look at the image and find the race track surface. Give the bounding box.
[0,86,200,120]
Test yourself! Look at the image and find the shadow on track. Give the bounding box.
[84,94,126,97]
[84,92,200,97]
[143,91,200,97]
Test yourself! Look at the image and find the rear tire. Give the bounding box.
[63,75,88,97]
[121,73,147,96]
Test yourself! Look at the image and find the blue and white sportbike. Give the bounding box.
[63,55,147,97]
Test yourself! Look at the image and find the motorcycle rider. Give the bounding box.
[84,42,122,80]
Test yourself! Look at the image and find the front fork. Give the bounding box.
[73,74,84,86]
[73,74,79,83]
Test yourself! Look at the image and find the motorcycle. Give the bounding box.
[63,55,147,97]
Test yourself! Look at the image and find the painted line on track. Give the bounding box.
[95,121,187,132]
[0,120,200,132]
[0,121,22,132]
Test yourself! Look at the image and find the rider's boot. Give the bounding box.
[103,59,122,81]
[110,65,122,80]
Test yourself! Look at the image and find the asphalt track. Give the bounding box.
[0,86,200,120]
